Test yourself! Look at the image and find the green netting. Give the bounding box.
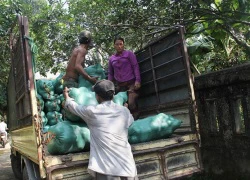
[44,97,61,112]
[64,87,98,121]
[36,79,56,100]
[36,63,182,155]
[46,111,63,126]
[41,111,48,126]
[128,113,182,144]
[46,121,90,155]
[64,88,128,122]
[36,94,44,111]
[53,73,65,94]
[78,63,106,89]
[43,125,50,133]
[113,92,128,106]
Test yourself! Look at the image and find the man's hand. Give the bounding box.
[134,82,141,90]
[63,87,70,99]
[88,76,99,84]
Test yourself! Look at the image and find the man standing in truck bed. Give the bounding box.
[63,30,98,88]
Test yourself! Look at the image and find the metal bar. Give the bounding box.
[140,68,152,75]
[178,27,199,134]
[156,69,186,81]
[141,69,185,86]
[154,56,183,70]
[132,140,198,155]
[15,114,32,121]
[138,98,190,113]
[138,42,181,64]
[167,149,196,158]
[15,92,25,104]
[148,46,160,104]
[138,56,150,64]
[140,56,183,75]
[46,160,89,174]
[152,42,181,57]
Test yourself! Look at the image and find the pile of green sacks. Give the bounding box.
[37,63,182,155]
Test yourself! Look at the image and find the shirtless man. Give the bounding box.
[63,30,98,88]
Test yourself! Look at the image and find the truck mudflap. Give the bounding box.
[43,134,201,180]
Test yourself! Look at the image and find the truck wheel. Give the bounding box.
[10,154,22,180]
[22,165,28,180]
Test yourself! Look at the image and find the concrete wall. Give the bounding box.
[194,63,250,179]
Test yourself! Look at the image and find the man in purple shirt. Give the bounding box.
[108,37,141,119]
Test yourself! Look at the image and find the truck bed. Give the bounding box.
[43,133,201,180]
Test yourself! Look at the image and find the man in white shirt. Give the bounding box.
[63,80,138,180]
[0,119,8,141]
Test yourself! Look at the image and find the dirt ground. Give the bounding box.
[0,142,17,180]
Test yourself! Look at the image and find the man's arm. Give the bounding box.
[75,49,97,84]
[108,58,114,81]
[129,51,141,90]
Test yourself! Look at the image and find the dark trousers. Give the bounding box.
[95,172,138,180]
[115,80,140,119]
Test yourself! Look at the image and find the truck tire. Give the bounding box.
[10,154,22,180]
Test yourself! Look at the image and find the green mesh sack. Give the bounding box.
[52,73,64,94]
[46,111,63,126]
[43,125,50,133]
[65,87,129,122]
[44,97,61,112]
[128,113,182,144]
[78,63,106,89]
[45,121,90,155]
[58,94,65,103]
[41,111,48,126]
[113,92,128,105]
[36,79,56,100]
[37,93,44,111]
[64,87,98,122]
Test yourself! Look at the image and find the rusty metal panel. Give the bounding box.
[8,15,46,178]
[135,152,165,179]
[50,165,91,180]
[10,15,32,127]
[132,134,201,179]
[10,126,38,164]
[135,27,197,134]
[136,28,191,109]
[7,68,18,129]
[165,144,201,179]
[44,152,90,168]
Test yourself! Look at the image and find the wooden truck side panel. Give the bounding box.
[8,15,45,178]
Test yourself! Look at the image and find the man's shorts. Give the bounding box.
[62,78,78,88]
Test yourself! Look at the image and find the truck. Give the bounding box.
[7,15,202,180]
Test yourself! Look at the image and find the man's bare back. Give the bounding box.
[64,45,87,81]
[63,42,97,85]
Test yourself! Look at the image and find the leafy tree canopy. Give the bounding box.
[0,0,249,114]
